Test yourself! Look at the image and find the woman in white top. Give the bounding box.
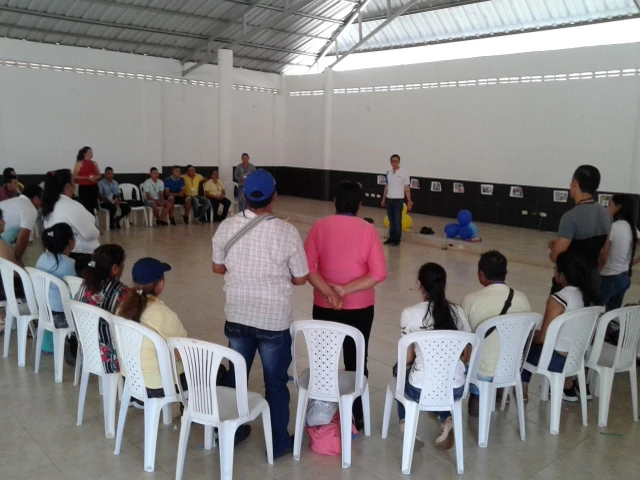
[397,262,471,450]
[42,169,100,275]
[521,250,592,402]
[599,194,639,311]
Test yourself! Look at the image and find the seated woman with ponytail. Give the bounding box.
[397,262,471,450]
[35,223,76,354]
[521,250,594,403]
[75,244,129,373]
[116,257,187,408]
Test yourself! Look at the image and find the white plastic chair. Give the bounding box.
[471,313,541,447]
[585,306,640,427]
[27,268,75,384]
[64,276,84,299]
[97,206,111,231]
[139,183,156,226]
[168,337,273,480]
[522,306,601,435]
[290,320,371,469]
[120,183,149,227]
[382,331,480,475]
[112,316,182,472]
[70,301,122,438]
[224,181,239,214]
[1,259,38,367]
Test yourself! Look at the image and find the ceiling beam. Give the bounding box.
[183,0,321,76]
[330,0,422,69]
[359,0,489,23]
[0,6,312,58]
[76,0,330,41]
[223,0,343,24]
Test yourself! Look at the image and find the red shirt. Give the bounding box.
[304,215,387,310]
[76,159,99,186]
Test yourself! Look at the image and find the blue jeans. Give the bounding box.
[191,196,212,220]
[224,321,292,454]
[386,198,404,243]
[396,370,464,424]
[521,343,566,383]
[469,373,494,396]
[600,273,631,312]
[237,185,246,212]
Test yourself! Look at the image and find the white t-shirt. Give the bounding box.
[0,195,37,231]
[550,286,585,352]
[385,168,410,199]
[400,302,471,389]
[141,179,165,201]
[601,220,639,276]
[43,195,100,254]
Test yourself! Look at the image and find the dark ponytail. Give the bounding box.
[41,223,75,268]
[118,280,162,323]
[418,263,460,331]
[556,251,595,306]
[77,146,91,162]
[611,194,637,275]
[82,244,126,292]
[42,169,73,220]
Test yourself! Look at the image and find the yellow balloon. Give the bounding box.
[383,216,390,228]
[402,203,408,216]
[402,215,413,231]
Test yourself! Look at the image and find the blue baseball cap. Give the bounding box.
[132,257,172,285]
[244,169,276,202]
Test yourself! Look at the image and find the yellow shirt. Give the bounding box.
[182,174,204,197]
[118,296,188,390]
[203,179,225,198]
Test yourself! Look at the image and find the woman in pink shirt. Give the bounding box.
[304,181,387,430]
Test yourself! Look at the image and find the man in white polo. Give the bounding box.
[381,154,412,246]
[0,185,43,267]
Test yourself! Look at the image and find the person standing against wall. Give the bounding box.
[73,146,101,214]
[234,153,256,212]
[381,154,413,246]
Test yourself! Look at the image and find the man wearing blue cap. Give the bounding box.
[212,169,308,459]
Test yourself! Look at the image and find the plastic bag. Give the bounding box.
[306,411,357,456]
[306,400,338,427]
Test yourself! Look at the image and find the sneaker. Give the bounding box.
[562,385,579,402]
[383,239,394,245]
[273,434,294,460]
[435,417,455,449]
[574,380,593,400]
[169,218,176,226]
[183,215,189,225]
[468,394,479,417]
[130,398,145,409]
[157,220,168,226]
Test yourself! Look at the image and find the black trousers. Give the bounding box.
[211,197,231,220]
[99,201,131,225]
[312,305,374,423]
[78,184,99,213]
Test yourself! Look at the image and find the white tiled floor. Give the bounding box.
[3,197,640,479]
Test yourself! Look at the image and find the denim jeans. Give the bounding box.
[191,196,212,220]
[386,198,404,243]
[469,373,494,396]
[600,273,631,312]
[237,185,246,212]
[521,343,566,383]
[224,321,293,454]
[396,370,465,424]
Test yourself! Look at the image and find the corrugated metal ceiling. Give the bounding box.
[0,0,637,74]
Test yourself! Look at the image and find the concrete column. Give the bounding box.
[273,74,286,167]
[322,67,334,199]
[218,49,233,182]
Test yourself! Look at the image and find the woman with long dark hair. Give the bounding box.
[396,262,471,449]
[522,250,594,402]
[73,146,101,213]
[42,169,100,275]
[599,194,639,311]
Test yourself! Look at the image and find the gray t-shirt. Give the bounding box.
[557,201,612,268]
[234,163,256,186]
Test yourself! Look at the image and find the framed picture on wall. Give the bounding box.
[377,175,386,185]
[598,194,613,207]
[553,190,568,203]
[410,178,420,190]
[481,184,494,196]
[453,182,464,194]
[431,181,442,192]
[510,186,523,198]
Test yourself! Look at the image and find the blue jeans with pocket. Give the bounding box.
[237,185,246,212]
[386,198,404,243]
[224,321,293,455]
[600,273,631,312]
[521,343,566,383]
[396,370,464,424]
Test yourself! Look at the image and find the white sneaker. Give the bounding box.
[435,417,454,449]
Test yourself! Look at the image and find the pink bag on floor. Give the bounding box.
[306,411,357,456]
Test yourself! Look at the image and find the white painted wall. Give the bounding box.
[286,42,640,193]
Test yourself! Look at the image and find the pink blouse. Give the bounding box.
[304,215,387,310]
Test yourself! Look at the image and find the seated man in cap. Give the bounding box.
[212,169,309,460]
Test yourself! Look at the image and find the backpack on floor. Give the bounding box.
[306,411,357,456]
